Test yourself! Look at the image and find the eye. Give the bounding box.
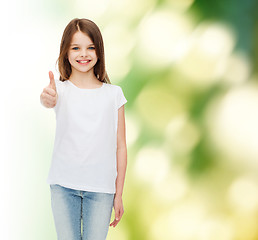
[72,47,79,50]
[89,47,95,50]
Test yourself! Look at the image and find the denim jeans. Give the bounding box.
[50,184,114,240]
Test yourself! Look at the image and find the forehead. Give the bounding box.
[71,31,94,45]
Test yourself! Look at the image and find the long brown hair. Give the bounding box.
[55,18,110,83]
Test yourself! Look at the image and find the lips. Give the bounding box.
[76,60,91,63]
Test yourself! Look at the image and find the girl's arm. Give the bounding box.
[110,105,127,227]
[116,104,127,197]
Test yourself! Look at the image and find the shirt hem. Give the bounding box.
[46,179,116,194]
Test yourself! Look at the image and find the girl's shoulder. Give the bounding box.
[105,84,126,101]
[54,79,65,86]
[105,83,123,91]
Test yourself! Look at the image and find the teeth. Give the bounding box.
[78,60,90,63]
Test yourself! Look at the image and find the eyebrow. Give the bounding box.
[70,43,95,46]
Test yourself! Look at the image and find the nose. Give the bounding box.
[80,48,88,57]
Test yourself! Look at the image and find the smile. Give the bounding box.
[76,60,91,64]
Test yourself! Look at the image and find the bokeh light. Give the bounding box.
[137,8,193,68]
[176,22,236,88]
[205,83,258,169]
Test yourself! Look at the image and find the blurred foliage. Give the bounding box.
[105,0,258,239]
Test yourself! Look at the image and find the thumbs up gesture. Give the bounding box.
[40,71,58,108]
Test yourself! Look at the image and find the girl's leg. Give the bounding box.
[50,184,82,240]
[81,191,114,240]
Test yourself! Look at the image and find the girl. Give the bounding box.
[40,18,127,240]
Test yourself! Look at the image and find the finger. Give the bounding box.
[42,92,56,102]
[110,216,119,225]
[45,101,54,108]
[109,219,119,227]
[43,87,56,97]
[49,71,56,91]
[113,220,119,227]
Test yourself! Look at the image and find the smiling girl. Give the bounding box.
[40,18,127,240]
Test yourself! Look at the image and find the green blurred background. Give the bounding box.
[1,0,258,239]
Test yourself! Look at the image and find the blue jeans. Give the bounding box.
[50,184,114,240]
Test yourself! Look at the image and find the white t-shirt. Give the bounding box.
[46,79,127,194]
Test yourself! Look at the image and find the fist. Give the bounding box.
[40,71,58,108]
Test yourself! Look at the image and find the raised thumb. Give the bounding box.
[49,71,56,91]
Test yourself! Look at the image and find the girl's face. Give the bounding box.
[68,31,98,75]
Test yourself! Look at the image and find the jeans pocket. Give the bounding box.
[50,184,57,189]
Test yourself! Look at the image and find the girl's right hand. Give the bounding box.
[40,71,58,108]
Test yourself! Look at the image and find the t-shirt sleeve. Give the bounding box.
[117,86,127,109]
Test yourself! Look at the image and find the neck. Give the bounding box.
[69,68,100,86]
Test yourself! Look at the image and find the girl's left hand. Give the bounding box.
[110,195,124,227]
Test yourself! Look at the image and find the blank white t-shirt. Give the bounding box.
[46,79,127,194]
